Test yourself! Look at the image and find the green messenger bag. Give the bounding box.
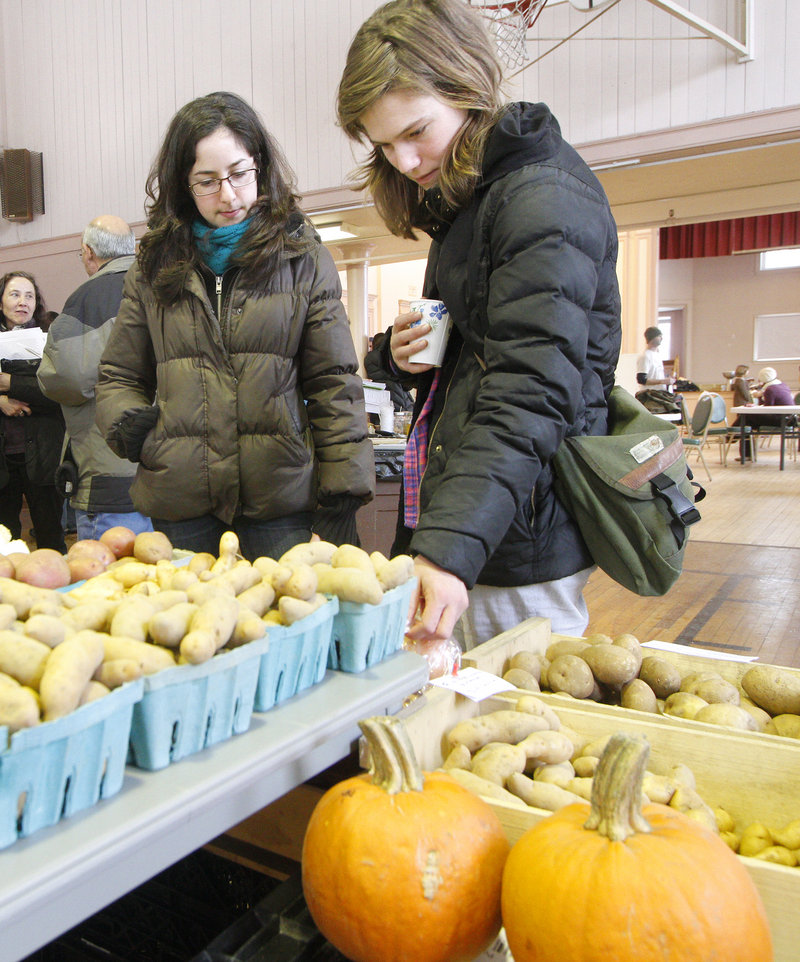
[552,385,703,596]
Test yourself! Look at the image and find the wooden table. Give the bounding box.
[731,405,800,470]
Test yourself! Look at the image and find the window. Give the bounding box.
[759,248,800,271]
[753,313,800,362]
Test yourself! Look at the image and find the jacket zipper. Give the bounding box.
[419,341,465,487]
[215,276,224,331]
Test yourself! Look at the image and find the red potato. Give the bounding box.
[67,554,109,584]
[0,555,14,579]
[5,552,31,577]
[99,525,137,559]
[67,539,117,568]
[16,549,71,589]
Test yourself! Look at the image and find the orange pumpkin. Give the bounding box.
[502,732,773,962]
[301,715,510,962]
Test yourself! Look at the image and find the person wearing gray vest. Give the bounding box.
[38,215,153,539]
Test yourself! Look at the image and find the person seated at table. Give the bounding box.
[752,367,794,406]
[730,364,756,461]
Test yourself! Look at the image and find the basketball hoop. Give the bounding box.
[468,0,548,70]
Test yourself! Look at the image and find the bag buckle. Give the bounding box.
[650,472,701,528]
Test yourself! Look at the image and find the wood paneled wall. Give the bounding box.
[0,0,797,253]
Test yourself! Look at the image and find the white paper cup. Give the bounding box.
[409,298,452,367]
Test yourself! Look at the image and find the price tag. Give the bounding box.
[429,667,515,701]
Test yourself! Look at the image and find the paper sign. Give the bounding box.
[0,327,46,359]
[430,666,516,701]
[642,640,757,663]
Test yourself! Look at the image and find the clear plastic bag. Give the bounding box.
[403,635,462,679]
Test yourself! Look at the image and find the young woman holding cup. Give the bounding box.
[337,0,621,646]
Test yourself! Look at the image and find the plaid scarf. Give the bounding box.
[403,369,441,528]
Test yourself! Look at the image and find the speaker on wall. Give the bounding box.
[0,149,45,222]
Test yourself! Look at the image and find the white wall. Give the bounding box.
[659,255,800,389]
[1,0,798,252]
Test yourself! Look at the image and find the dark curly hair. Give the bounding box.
[139,91,308,304]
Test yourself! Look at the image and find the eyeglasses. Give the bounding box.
[189,168,258,197]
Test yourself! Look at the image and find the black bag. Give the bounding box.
[552,386,703,596]
[635,388,682,415]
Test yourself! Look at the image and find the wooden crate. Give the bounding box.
[396,681,800,962]
[461,619,800,745]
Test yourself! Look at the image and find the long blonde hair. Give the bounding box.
[336,0,504,239]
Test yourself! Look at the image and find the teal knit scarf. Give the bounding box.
[192,217,251,275]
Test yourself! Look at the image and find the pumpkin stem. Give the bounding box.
[583,733,652,842]
[359,715,424,795]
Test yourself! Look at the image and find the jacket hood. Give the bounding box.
[481,102,563,188]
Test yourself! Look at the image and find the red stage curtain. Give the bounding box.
[660,211,800,259]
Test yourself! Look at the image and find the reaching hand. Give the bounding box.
[405,555,469,642]
[390,310,435,375]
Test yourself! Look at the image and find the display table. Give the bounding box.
[731,405,800,470]
[0,652,429,962]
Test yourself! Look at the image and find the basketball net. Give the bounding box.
[468,0,549,70]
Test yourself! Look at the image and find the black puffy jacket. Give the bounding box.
[394,103,621,589]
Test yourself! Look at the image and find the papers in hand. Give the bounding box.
[0,327,47,360]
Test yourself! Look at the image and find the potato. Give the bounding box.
[61,598,118,633]
[99,525,137,559]
[179,595,240,664]
[741,664,800,716]
[443,767,528,808]
[22,613,69,648]
[693,702,756,731]
[584,632,614,646]
[67,539,116,567]
[68,554,110,583]
[532,761,574,786]
[79,680,111,705]
[679,670,724,693]
[506,772,587,811]
[739,822,772,858]
[620,677,658,713]
[0,674,40,731]
[15,549,71,589]
[691,677,740,706]
[0,555,15,580]
[545,638,590,661]
[638,655,683,699]
[546,653,595,698]
[101,635,175,674]
[447,710,551,753]
[281,563,317,601]
[312,564,383,605]
[277,593,327,626]
[133,530,174,564]
[0,631,51,687]
[148,601,199,648]
[502,667,540,691]
[513,693,560,730]
[471,742,527,785]
[613,633,643,672]
[753,846,797,867]
[580,643,639,689]
[663,691,708,719]
[109,595,158,642]
[229,608,267,646]
[772,818,800,850]
[508,650,544,682]
[235,579,276,617]
[518,729,574,766]
[441,743,471,770]
[188,552,216,574]
[278,540,337,567]
[374,554,415,591]
[38,630,105,721]
[0,602,16,630]
[331,543,374,574]
[764,713,800,738]
[95,658,144,688]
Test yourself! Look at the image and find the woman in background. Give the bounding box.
[0,271,66,550]
[337,0,621,646]
[96,92,374,560]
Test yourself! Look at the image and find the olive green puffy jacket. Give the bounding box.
[95,236,374,525]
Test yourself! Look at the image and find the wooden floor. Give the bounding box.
[584,438,800,668]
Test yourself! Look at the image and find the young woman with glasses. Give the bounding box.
[96,92,374,560]
[337,0,621,646]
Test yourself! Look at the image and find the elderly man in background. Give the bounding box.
[38,215,153,540]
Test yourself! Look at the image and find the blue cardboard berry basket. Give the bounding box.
[0,678,144,849]
[253,597,338,712]
[127,637,269,771]
[328,578,416,673]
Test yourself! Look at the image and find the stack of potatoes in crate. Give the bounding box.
[395,617,800,962]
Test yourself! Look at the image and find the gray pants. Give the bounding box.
[453,567,594,651]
